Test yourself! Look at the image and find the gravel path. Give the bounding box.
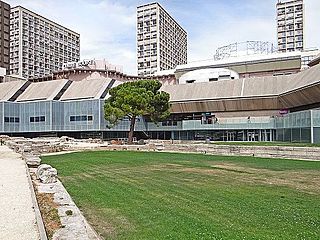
[0,146,40,240]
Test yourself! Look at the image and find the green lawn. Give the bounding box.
[42,151,320,240]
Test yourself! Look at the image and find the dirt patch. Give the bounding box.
[35,191,62,239]
[147,162,320,194]
[211,163,320,194]
[177,167,220,175]
[84,207,133,239]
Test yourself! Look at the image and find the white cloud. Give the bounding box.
[305,0,320,48]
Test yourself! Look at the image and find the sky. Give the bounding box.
[6,0,320,75]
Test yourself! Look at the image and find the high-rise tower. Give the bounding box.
[137,2,187,76]
[10,6,80,79]
[276,0,304,52]
[0,1,10,72]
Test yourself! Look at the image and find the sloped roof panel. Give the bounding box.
[16,80,69,102]
[0,80,26,101]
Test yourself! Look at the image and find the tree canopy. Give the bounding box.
[104,80,170,144]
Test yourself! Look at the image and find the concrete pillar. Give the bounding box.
[258,130,261,141]
[311,110,314,144]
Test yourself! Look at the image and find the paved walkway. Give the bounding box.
[0,146,39,240]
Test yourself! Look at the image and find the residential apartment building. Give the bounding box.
[276,0,304,52]
[137,2,187,76]
[10,6,80,79]
[0,1,10,72]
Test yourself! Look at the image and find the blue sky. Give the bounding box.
[7,0,320,74]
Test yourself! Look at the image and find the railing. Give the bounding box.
[145,117,275,131]
[182,118,275,130]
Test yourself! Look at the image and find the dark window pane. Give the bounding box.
[15,118,19,123]
[88,116,93,121]
[76,116,81,121]
[35,117,40,122]
[30,117,34,122]
[4,117,9,123]
[10,117,14,122]
[70,116,75,122]
[81,116,87,121]
[40,116,45,122]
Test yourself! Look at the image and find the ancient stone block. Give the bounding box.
[36,164,58,184]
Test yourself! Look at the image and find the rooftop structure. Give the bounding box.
[214,41,276,61]
[276,0,304,52]
[62,59,123,73]
[175,49,320,80]
[10,6,80,79]
[30,59,177,85]
[137,2,187,76]
[175,51,303,79]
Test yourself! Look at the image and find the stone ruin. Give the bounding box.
[36,164,58,184]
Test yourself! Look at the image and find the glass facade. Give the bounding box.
[275,110,312,143]
[0,98,319,143]
[0,99,146,135]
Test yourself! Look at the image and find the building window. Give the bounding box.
[30,116,45,122]
[186,80,196,84]
[162,120,178,126]
[4,117,19,123]
[70,115,93,122]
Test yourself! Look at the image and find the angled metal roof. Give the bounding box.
[0,62,319,115]
[0,80,27,101]
[16,80,69,102]
[161,64,320,113]
[162,64,320,102]
[60,78,113,101]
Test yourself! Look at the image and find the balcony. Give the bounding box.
[145,117,276,131]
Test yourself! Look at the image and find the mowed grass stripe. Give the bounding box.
[67,165,223,219]
[42,151,320,240]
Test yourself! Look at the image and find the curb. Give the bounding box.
[52,179,103,240]
[24,162,48,240]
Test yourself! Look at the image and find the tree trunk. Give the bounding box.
[128,116,136,144]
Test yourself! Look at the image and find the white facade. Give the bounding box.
[10,6,80,79]
[137,2,187,76]
[176,50,320,73]
[276,0,304,52]
[179,68,239,84]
